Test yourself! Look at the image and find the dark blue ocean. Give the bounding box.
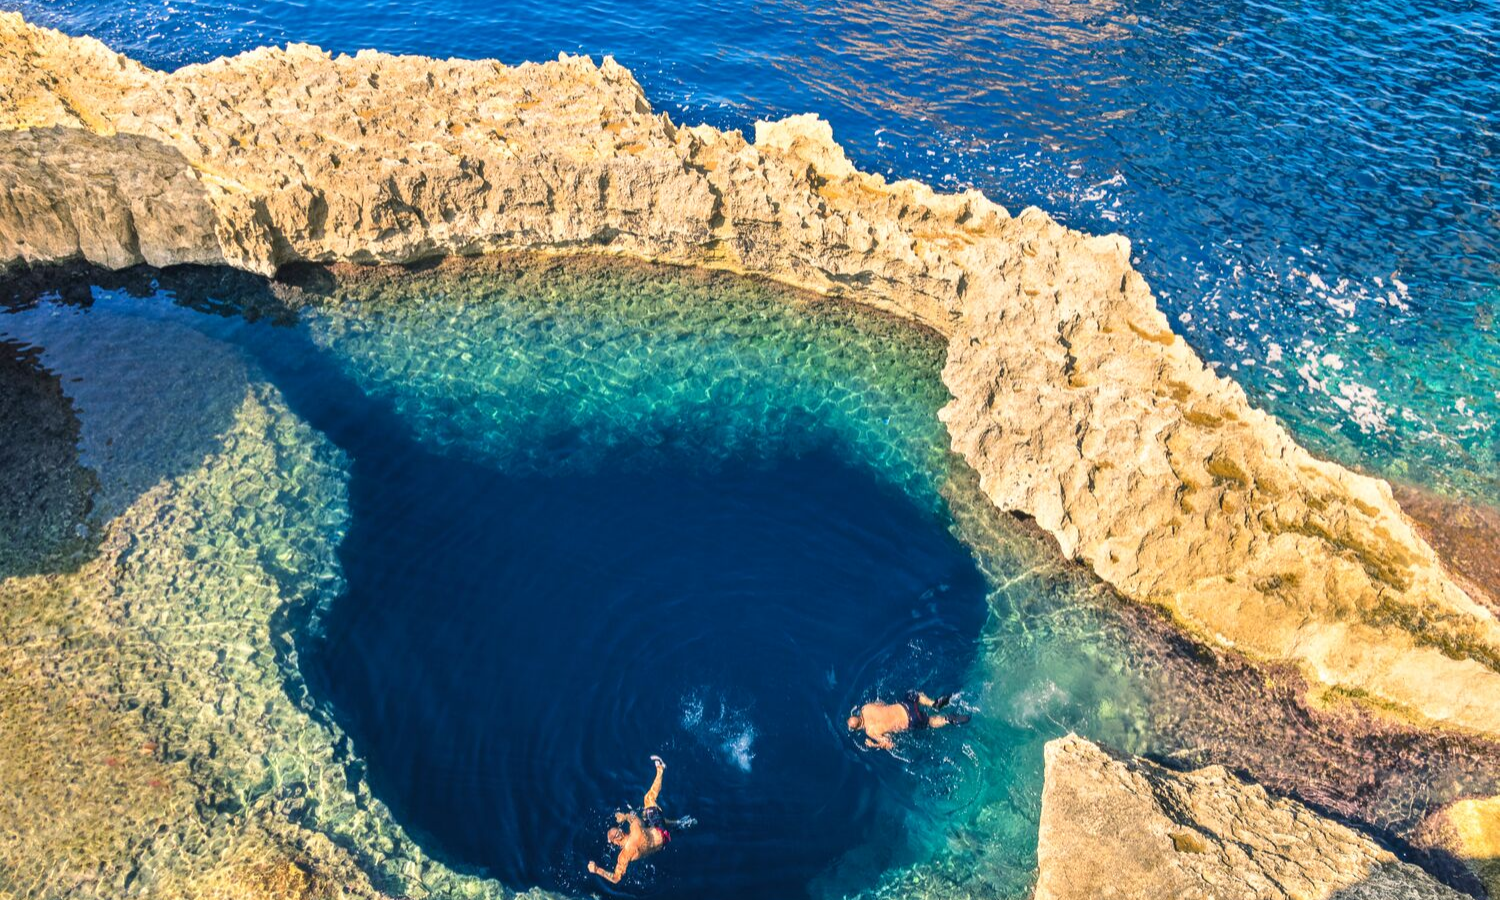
[14,0,1498,502]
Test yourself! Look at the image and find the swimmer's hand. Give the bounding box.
[651,754,665,770]
[614,811,627,823]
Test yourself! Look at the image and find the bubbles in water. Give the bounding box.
[1008,680,1071,730]
[680,687,758,773]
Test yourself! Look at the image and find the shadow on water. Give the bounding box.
[0,336,95,579]
[0,264,296,579]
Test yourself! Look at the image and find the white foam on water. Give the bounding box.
[1009,680,1070,729]
[680,688,758,773]
[721,727,757,773]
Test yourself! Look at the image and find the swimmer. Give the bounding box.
[848,690,970,750]
[587,755,686,884]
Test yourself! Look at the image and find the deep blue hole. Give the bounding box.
[244,328,993,898]
[308,443,986,898]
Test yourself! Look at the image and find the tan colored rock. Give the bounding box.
[1423,794,1500,896]
[2,12,1498,734]
[1036,735,1464,900]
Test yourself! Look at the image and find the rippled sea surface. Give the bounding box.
[14,0,1499,501]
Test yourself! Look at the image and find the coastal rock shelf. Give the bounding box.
[1037,736,1463,900]
[1,12,1496,736]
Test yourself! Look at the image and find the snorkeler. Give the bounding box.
[587,755,688,884]
[848,690,970,750]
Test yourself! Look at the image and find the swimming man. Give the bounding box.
[848,690,970,750]
[587,755,679,884]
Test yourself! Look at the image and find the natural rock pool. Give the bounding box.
[1,258,1494,899]
[284,272,991,897]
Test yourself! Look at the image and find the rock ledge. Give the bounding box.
[1037,735,1464,900]
[2,12,1498,734]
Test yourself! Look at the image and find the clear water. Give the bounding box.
[286,268,991,899]
[0,264,1063,898]
[4,262,1495,899]
[13,0,1498,502]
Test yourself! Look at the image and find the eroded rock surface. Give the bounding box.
[1,12,1498,735]
[1036,735,1464,900]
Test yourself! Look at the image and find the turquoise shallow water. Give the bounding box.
[5,260,1494,898]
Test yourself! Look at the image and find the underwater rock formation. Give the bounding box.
[1420,794,1500,898]
[1036,735,1463,900]
[0,311,522,898]
[0,9,1497,742]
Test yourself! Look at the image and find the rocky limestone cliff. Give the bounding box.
[2,12,1498,735]
[1036,735,1464,900]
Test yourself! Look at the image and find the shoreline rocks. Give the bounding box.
[1037,735,1466,900]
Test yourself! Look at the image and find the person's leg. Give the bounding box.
[916,692,937,707]
[928,713,970,729]
[643,756,666,808]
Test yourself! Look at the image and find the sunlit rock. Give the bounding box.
[1036,735,1464,900]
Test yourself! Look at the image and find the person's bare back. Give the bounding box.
[587,755,676,884]
[847,690,969,750]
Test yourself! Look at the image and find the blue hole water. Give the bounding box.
[309,443,986,898]
[277,263,992,898]
[6,259,1496,899]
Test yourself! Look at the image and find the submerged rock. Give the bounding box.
[1036,735,1464,900]
[1420,794,1500,898]
[0,12,1495,736]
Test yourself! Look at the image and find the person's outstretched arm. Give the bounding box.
[588,853,632,884]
